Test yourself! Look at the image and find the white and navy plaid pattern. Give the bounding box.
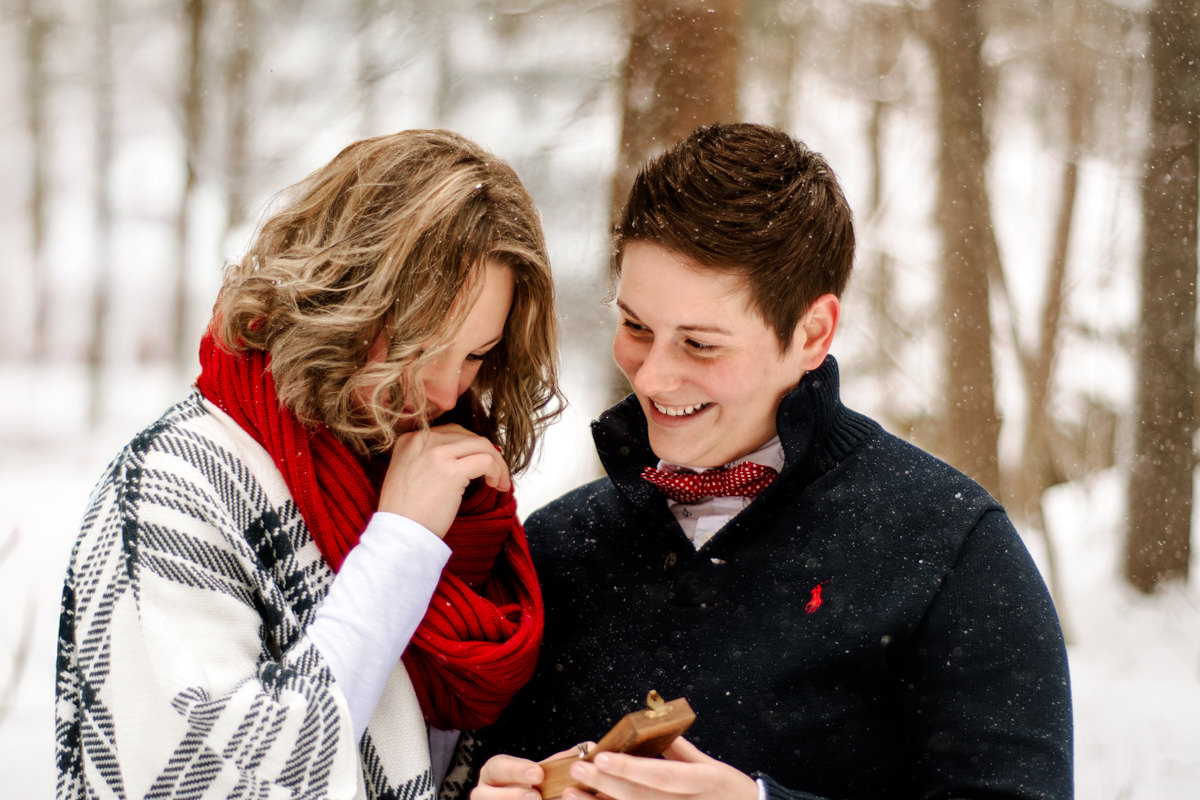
[55,391,454,800]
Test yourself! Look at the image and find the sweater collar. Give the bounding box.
[592,355,876,509]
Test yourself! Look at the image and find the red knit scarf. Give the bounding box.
[195,330,543,730]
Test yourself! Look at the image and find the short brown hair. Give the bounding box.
[213,129,562,472]
[613,122,854,351]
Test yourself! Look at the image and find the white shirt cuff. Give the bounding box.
[308,512,450,740]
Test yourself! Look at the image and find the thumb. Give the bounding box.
[660,737,712,764]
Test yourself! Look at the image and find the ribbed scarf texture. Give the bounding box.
[195,330,543,730]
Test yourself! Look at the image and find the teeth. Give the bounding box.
[653,401,707,417]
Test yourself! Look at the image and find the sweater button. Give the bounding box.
[664,552,678,569]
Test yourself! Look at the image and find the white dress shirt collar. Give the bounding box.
[655,437,785,549]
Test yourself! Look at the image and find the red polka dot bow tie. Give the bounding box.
[641,462,778,504]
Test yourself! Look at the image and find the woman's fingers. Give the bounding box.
[471,754,544,800]
[378,424,511,536]
[562,747,759,800]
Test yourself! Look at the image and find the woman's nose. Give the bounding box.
[420,360,461,415]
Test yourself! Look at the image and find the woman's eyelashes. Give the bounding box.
[621,318,649,335]
[466,343,500,363]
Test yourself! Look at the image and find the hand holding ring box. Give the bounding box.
[537,691,696,799]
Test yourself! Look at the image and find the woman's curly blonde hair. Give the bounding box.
[212,129,562,473]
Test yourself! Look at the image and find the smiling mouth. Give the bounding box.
[652,400,710,417]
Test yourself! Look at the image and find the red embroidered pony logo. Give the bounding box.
[805,580,830,614]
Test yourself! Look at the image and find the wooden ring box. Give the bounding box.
[537,691,696,799]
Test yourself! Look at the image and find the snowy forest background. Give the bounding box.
[2,0,1198,797]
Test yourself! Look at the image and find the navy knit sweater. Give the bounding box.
[477,357,1072,799]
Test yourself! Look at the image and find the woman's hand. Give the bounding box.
[470,753,546,800]
[471,743,600,800]
[560,738,759,800]
[379,423,511,538]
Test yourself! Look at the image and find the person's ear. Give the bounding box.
[793,293,840,370]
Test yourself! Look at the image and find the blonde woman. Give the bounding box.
[55,130,562,800]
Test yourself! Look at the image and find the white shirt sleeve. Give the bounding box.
[308,511,451,741]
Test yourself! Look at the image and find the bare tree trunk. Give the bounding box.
[925,0,1002,497]
[611,0,744,220]
[432,5,454,126]
[858,5,908,421]
[1017,109,1078,631]
[1125,0,1198,592]
[356,0,383,135]
[87,0,116,427]
[983,0,1093,635]
[749,0,799,131]
[175,0,206,368]
[603,0,744,405]
[224,0,253,231]
[22,0,51,361]
[861,93,898,377]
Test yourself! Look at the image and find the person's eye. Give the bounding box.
[465,351,489,363]
[684,338,717,353]
[621,318,649,334]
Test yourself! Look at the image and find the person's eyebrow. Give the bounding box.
[615,299,734,336]
[473,334,504,351]
[614,299,640,319]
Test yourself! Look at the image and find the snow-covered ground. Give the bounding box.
[1,361,1197,798]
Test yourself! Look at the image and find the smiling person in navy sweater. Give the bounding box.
[469,122,1072,800]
